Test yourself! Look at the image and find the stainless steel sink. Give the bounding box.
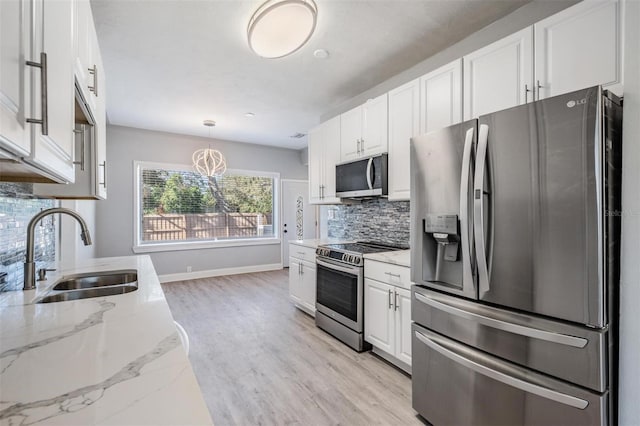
[37,284,138,304]
[52,270,138,291]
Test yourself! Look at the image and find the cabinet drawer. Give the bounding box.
[289,244,317,261]
[364,260,411,289]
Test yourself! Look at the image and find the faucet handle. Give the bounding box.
[37,268,56,281]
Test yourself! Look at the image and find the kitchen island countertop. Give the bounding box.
[0,255,212,426]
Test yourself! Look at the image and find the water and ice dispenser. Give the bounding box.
[423,214,461,284]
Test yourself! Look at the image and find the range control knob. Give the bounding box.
[341,253,349,263]
[354,257,361,265]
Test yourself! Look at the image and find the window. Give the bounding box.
[133,161,279,252]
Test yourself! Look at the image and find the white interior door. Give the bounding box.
[281,180,316,267]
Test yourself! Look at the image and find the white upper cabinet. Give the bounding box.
[322,116,340,201]
[308,116,341,204]
[463,27,533,120]
[340,105,362,162]
[361,93,388,157]
[0,0,32,157]
[388,78,419,201]
[420,59,463,135]
[308,125,322,203]
[26,0,75,183]
[340,93,388,162]
[535,0,623,99]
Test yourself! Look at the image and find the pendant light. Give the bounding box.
[247,0,318,59]
[193,120,227,177]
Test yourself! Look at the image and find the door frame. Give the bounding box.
[280,179,318,266]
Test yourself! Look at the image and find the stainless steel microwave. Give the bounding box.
[335,154,388,198]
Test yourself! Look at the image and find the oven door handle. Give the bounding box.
[316,258,360,275]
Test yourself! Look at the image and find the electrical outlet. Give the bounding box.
[186,266,192,273]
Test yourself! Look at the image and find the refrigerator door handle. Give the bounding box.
[413,329,589,410]
[474,124,490,296]
[414,292,588,348]
[366,157,374,190]
[459,127,475,292]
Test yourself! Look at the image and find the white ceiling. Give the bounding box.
[91,0,527,150]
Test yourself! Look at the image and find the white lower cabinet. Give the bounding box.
[289,248,316,316]
[364,260,412,372]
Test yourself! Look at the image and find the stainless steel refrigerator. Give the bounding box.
[410,86,622,426]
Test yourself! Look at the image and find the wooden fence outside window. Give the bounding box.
[142,213,273,241]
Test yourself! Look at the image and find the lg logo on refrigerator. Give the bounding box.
[567,98,587,108]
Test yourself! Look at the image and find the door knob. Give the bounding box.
[284,230,288,233]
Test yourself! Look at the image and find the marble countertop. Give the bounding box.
[0,255,213,426]
[364,249,411,267]
[288,238,352,249]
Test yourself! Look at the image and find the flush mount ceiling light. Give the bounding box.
[247,0,318,59]
[193,120,227,177]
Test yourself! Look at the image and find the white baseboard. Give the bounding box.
[159,263,283,283]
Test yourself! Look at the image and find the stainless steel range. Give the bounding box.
[315,241,404,352]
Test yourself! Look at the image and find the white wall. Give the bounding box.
[619,0,640,423]
[94,125,307,277]
[59,199,97,265]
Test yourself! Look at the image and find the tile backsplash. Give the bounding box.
[0,183,57,291]
[327,199,410,248]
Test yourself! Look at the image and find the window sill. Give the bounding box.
[132,238,281,253]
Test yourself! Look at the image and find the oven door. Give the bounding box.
[316,257,363,332]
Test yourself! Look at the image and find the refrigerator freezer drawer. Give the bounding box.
[412,286,607,392]
[412,323,608,426]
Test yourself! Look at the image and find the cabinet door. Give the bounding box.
[364,278,394,353]
[361,93,388,157]
[94,44,107,199]
[340,105,362,162]
[394,287,412,367]
[419,59,462,135]
[321,115,341,202]
[0,0,31,156]
[307,125,322,204]
[387,79,419,201]
[535,0,622,99]
[73,0,91,105]
[301,260,316,315]
[288,258,304,303]
[29,0,75,182]
[463,27,533,120]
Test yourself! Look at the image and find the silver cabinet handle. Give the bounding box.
[356,139,361,154]
[99,161,107,188]
[388,289,393,309]
[525,83,532,103]
[414,328,589,409]
[361,138,365,153]
[72,126,86,171]
[459,127,475,294]
[536,80,543,100]
[297,251,305,256]
[88,65,98,97]
[414,291,587,348]
[26,52,48,135]
[384,271,401,278]
[366,157,373,190]
[394,291,399,311]
[473,124,490,296]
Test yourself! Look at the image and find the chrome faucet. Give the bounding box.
[24,207,92,290]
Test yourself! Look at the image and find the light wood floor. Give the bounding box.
[162,269,426,426]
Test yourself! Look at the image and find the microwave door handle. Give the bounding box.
[366,157,373,190]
